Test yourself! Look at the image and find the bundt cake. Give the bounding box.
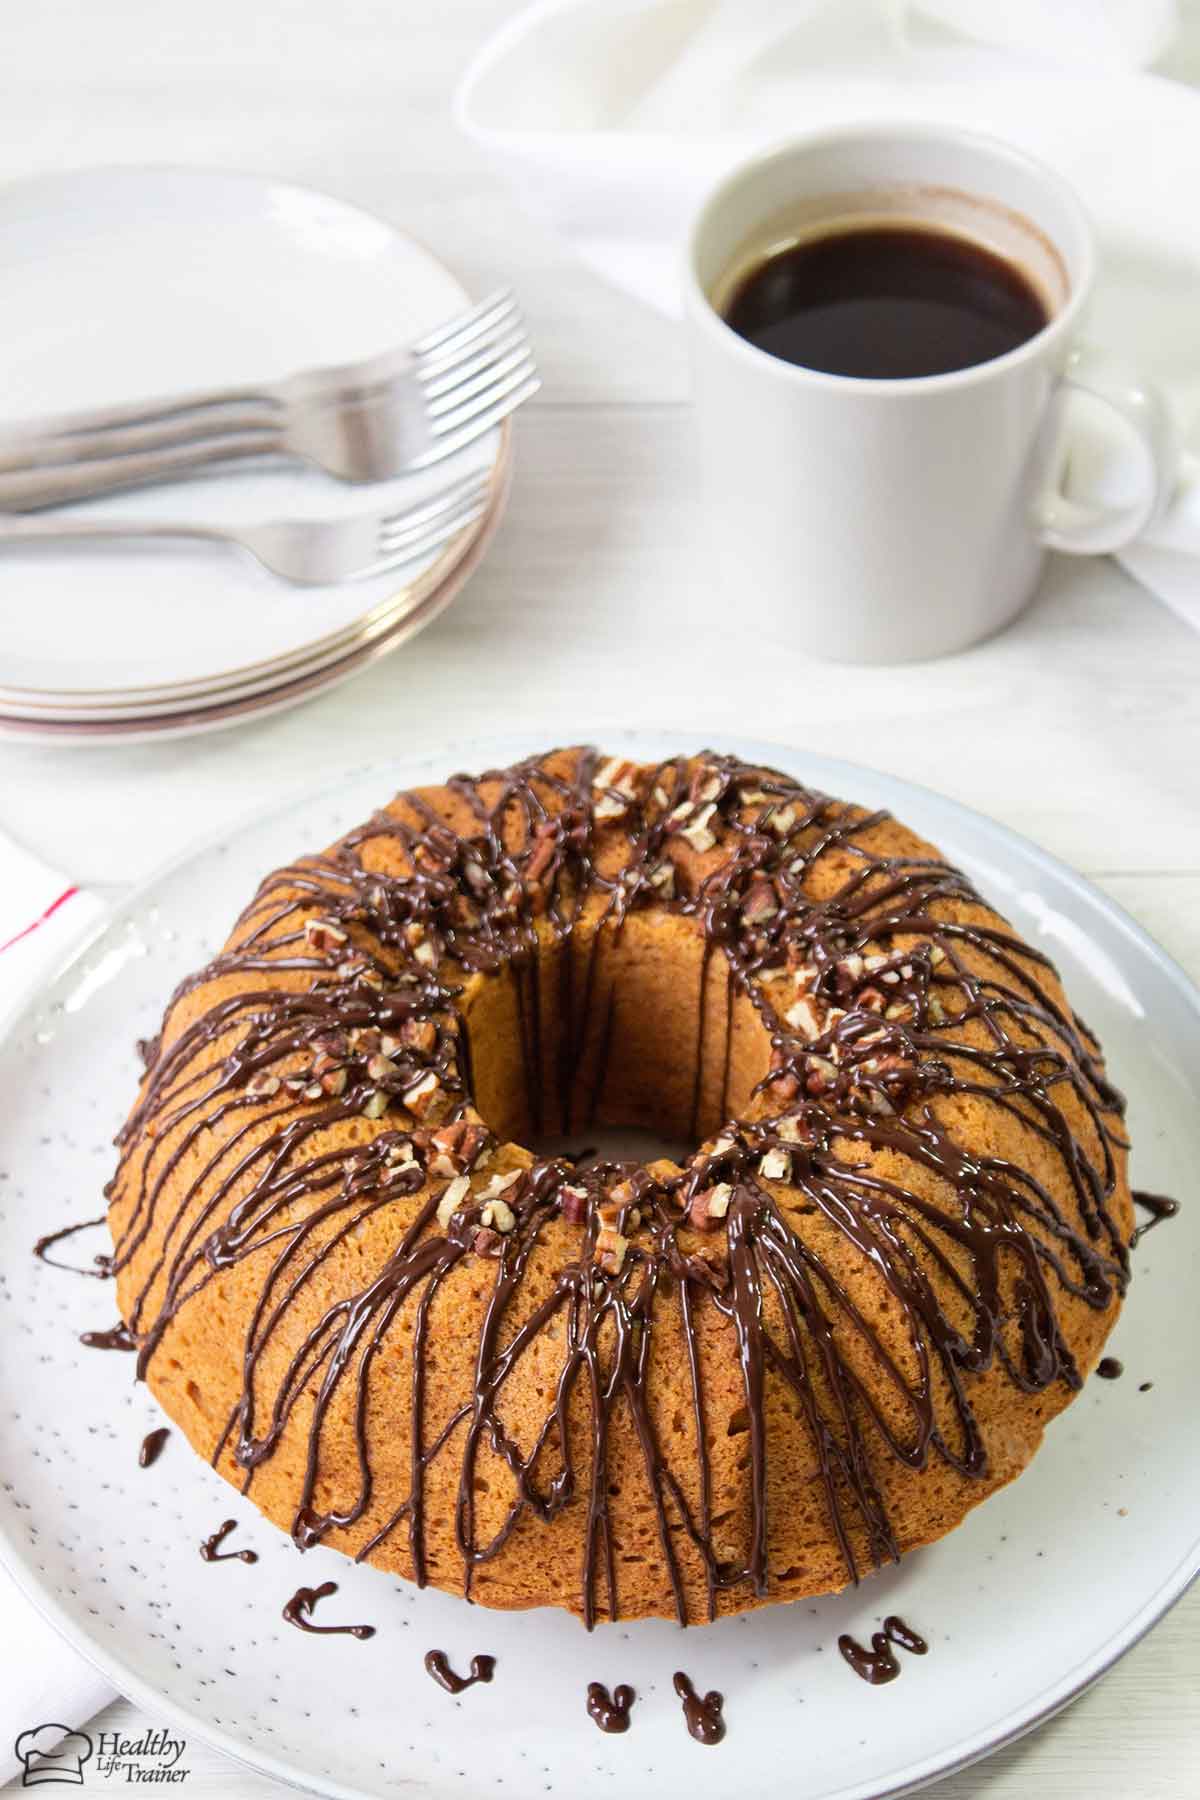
[104,748,1134,1626]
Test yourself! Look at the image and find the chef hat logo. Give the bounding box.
[13,1725,94,1787]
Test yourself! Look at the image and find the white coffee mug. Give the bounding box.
[683,125,1175,664]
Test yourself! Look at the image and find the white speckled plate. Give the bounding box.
[1,731,1197,1800]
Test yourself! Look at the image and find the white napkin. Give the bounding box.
[456,0,1200,623]
[0,834,114,1784]
[0,1588,114,1788]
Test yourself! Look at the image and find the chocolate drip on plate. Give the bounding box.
[34,1215,112,1278]
[80,1321,137,1352]
[424,1650,496,1694]
[282,1580,374,1638]
[200,1519,258,1564]
[586,1681,635,1733]
[1096,1357,1123,1379]
[1131,1190,1180,1246]
[673,1671,724,1744]
[838,1615,929,1684]
[138,1427,169,1468]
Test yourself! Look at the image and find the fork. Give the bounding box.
[0,468,492,586]
[0,290,537,511]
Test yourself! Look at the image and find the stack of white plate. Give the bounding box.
[0,170,512,743]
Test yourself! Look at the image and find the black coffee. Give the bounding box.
[722,224,1048,379]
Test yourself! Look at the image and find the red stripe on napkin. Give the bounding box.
[0,884,79,955]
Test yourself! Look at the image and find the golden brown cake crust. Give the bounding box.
[105,748,1134,1625]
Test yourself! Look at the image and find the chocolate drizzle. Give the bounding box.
[1096,1356,1123,1380]
[34,1215,112,1278]
[138,1427,170,1467]
[586,1680,634,1733]
[281,1580,374,1638]
[1131,1190,1180,1246]
[838,1614,929,1684]
[673,1671,724,1744]
[98,748,1154,1626]
[80,1321,137,1352]
[200,1519,258,1563]
[423,1650,496,1694]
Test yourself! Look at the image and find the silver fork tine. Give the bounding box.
[430,356,540,436]
[428,373,542,458]
[377,494,489,556]
[410,307,523,390]
[379,470,491,534]
[424,343,534,421]
[416,324,529,400]
[412,289,517,358]
[418,373,541,467]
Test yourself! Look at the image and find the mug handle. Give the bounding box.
[1034,344,1177,556]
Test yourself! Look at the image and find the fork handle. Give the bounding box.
[0,381,286,451]
[0,431,283,512]
[0,513,227,548]
[0,404,284,475]
[0,343,415,465]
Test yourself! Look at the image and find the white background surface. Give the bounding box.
[0,2,1197,1795]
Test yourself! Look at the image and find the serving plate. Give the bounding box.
[0,731,1195,1800]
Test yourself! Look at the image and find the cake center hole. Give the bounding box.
[460,913,774,1159]
[530,1125,696,1170]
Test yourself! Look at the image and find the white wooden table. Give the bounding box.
[2,2,1198,1793]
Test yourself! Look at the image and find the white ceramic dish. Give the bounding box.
[0,731,1195,1800]
[0,169,505,707]
[0,463,510,745]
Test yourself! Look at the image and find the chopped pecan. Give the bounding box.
[400,1017,438,1055]
[689,767,723,807]
[478,1168,523,1204]
[428,1121,490,1177]
[479,1196,516,1234]
[594,1225,629,1274]
[559,1184,589,1224]
[785,995,822,1039]
[804,1056,837,1095]
[592,757,640,822]
[776,1114,814,1146]
[834,953,865,991]
[680,802,718,854]
[688,1183,732,1232]
[303,917,347,952]
[402,1070,441,1117]
[647,859,676,899]
[743,879,778,925]
[472,1226,503,1258]
[436,1174,471,1229]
